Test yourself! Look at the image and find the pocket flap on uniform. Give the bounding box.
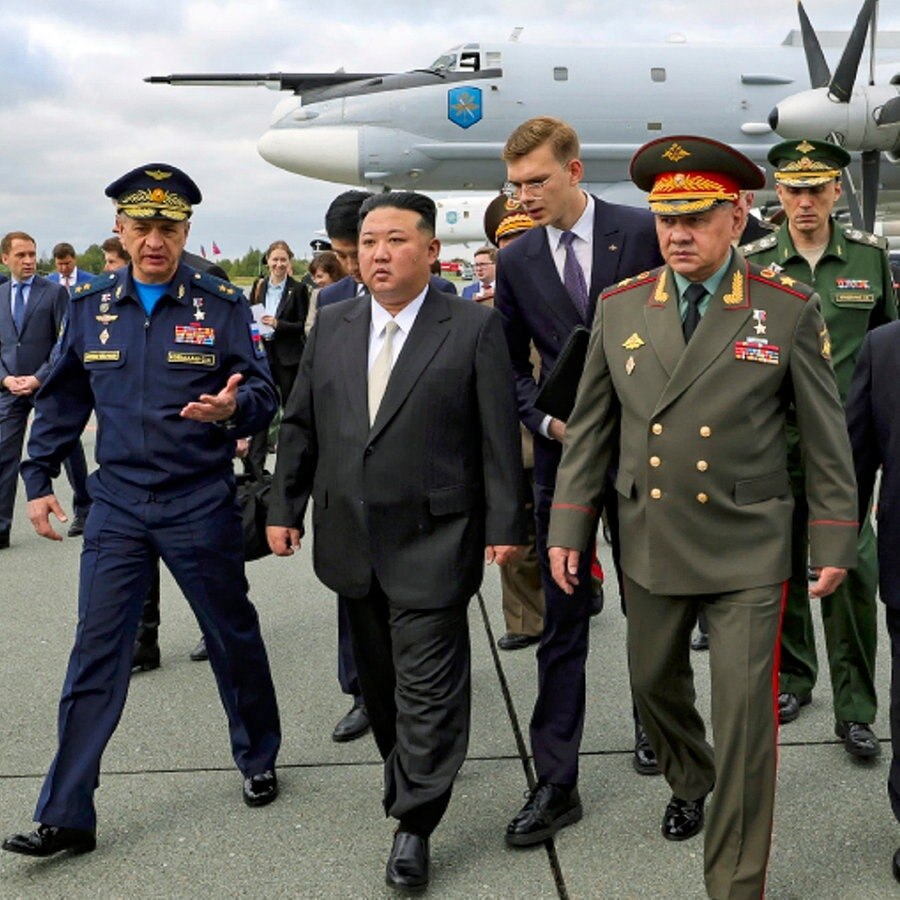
[614,468,635,499]
[312,484,328,508]
[428,484,474,516]
[734,470,789,505]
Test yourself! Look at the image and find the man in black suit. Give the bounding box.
[267,191,526,891]
[494,117,665,845]
[0,231,90,549]
[846,320,900,883]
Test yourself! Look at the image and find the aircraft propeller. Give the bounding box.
[768,0,900,232]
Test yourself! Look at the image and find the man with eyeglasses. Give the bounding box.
[495,116,664,847]
[462,247,496,301]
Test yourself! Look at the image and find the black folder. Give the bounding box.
[534,325,591,421]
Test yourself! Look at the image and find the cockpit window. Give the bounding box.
[429,48,481,72]
[430,53,458,72]
[459,51,480,71]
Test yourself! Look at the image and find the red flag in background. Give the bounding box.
[212,241,221,256]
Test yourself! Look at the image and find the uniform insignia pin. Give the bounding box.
[99,328,110,345]
[99,303,110,313]
[752,309,767,335]
[623,333,645,350]
[625,355,636,375]
[608,243,618,252]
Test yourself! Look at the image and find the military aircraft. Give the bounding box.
[148,2,900,232]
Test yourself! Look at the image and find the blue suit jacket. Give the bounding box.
[47,269,94,291]
[846,319,900,608]
[317,275,358,309]
[494,195,663,483]
[0,275,70,395]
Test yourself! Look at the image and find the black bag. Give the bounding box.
[237,457,272,562]
[534,325,591,421]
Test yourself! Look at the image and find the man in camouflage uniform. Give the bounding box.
[743,139,897,754]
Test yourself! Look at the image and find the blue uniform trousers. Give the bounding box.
[35,476,281,830]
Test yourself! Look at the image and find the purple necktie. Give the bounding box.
[561,231,589,321]
[13,282,26,333]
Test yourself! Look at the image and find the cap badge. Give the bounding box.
[795,141,815,153]
[145,169,172,181]
[662,143,690,163]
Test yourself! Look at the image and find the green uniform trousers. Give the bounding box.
[780,432,878,722]
[626,576,784,900]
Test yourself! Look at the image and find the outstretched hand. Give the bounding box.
[181,373,243,422]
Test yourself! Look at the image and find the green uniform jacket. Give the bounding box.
[741,223,897,400]
[548,253,858,596]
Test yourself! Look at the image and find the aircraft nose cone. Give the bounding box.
[768,107,779,131]
[258,126,361,184]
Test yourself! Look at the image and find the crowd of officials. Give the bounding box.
[1,119,900,899]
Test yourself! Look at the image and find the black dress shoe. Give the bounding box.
[385,831,429,892]
[892,847,900,883]
[497,632,541,651]
[0,531,9,550]
[778,691,811,724]
[2,824,96,857]
[189,636,208,661]
[66,516,87,538]
[835,721,881,758]
[590,586,604,617]
[506,783,582,846]
[661,794,706,841]
[690,630,709,651]
[131,643,160,673]
[633,723,661,775]
[332,703,370,742]
[242,770,278,807]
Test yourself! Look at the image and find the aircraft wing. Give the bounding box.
[144,72,390,92]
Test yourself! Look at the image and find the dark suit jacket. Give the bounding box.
[0,276,70,393]
[317,275,358,308]
[494,195,663,483]
[846,319,900,608]
[268,286,526,609]
[249,275,310,367]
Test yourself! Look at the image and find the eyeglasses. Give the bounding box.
[502,162,569,199]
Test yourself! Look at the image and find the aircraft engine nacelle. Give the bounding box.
[770,84,900,156]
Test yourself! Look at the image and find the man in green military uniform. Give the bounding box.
[547,134,858,900]
[742,140,897,755]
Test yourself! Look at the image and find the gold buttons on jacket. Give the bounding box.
[699,426,712,438]
[652,423,663,435]
[697,493,709,504]
[650,456,661,468]
[650,488,662,500]
[696,460,708,472]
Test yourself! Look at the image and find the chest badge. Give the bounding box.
[192,297,206,321]
[625,355,636,376]
[623,332,645,350]
[99,328,110,345]
[175,324,216,346]
[752,310,767,336]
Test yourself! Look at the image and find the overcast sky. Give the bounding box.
[2,1,898,264]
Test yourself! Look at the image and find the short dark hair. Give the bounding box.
[101,236,129,262]
[52,242,76,259]
[324,190,374,242]
[308,250,344,282]
[358,191,436,235]
[1,231,35,255]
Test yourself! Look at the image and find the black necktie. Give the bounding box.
[13,282,26,333]
[682,283,707,342]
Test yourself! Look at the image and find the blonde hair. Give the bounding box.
[502,117,580,164]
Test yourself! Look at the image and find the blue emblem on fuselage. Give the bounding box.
[447,86,482,129]
[446,211,458,225]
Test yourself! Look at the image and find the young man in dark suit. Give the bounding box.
[495,117,665,846]
[846,320,900,884]
[267,191,526,891]
[0,232,90,548]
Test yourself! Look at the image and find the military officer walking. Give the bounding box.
[548,136,858,899]
[2,164,282,859]
[743,140,897,753]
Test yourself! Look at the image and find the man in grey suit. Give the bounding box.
[0,232,90,548]
[267,191,525,892]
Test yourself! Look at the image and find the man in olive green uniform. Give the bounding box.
[742,140,896,755]
[547,135,858,900]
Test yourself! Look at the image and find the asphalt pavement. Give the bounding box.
[0,426,897,898]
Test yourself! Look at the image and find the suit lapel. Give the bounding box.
[526,230,583,333]
[274,278,293,319]
[653,255,753,417]
[338,297,372,434]
[369,289,450,441]
[20,280,44,333]
[0,283,11,333]
[590,197,630,298]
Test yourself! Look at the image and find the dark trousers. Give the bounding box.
[248,352,298,471]
[0,396,90,533]
[343,579,470,837]
[337,596,363,703]
[532,478,595,787]
[35,478,281,831]
[887,606,900,823]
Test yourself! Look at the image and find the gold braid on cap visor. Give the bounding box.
[116,188,192,221]
[773,157,841,185]
[495,214,534,240]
